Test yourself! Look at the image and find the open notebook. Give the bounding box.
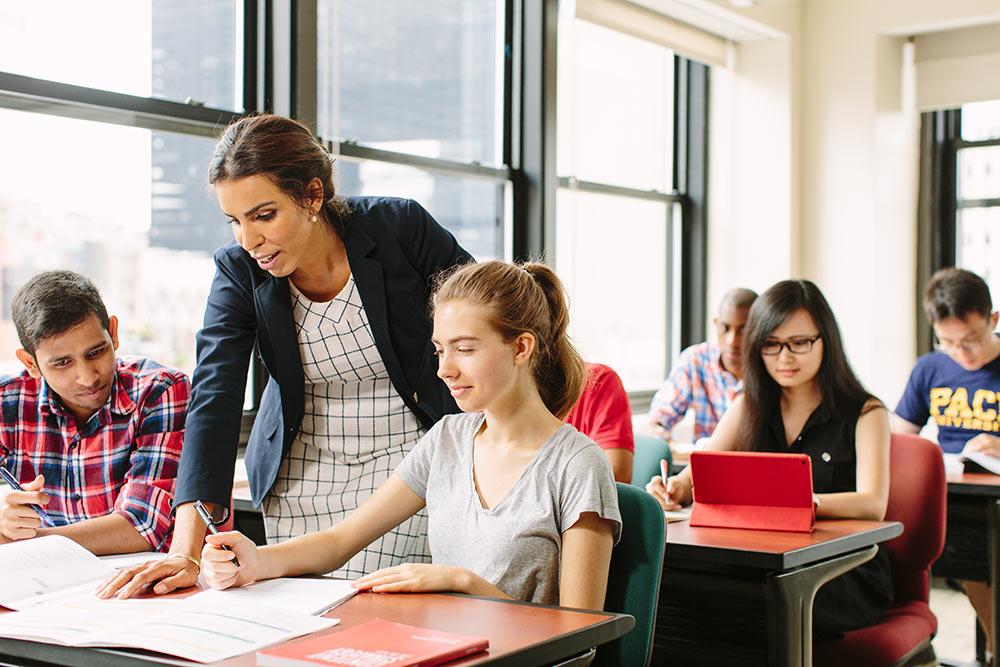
[0,536,356,662]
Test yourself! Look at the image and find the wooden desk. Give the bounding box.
[933,471,1000,664]
[655,519,903,667]
[0,591,633,667]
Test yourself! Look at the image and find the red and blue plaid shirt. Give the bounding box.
[648,342,743,441]
[0,356,188,551]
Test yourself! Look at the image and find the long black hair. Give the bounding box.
[741,280,879,450]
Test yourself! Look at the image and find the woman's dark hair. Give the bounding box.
[923,267,993,324]
[11,271,111,356]
[208,113,350,235]
[741,280,879,450]
[432,260,586,419]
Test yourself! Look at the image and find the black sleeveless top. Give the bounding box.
[757,396,894,639]
[758,397,864,494]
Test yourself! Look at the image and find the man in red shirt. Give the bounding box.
[565,363,633,483]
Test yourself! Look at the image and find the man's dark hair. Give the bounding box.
[10,271,111,356]
[923,267,993,324]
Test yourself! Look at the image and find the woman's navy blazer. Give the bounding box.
[174,197,473,508]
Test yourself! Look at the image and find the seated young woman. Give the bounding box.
[201,260,622,610]
[647,279,892,638]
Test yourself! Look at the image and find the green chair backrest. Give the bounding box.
[596,482,666,667]
[632,435,672,489]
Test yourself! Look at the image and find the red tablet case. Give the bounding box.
[689,451,816,532]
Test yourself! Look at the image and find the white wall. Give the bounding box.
[707,0,1000,406]
[707,2,801,302]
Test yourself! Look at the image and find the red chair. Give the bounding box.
[814,433,946,667]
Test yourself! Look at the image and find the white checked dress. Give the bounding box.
[262,276,430,578]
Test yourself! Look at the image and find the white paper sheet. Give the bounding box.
[0,596,338,663]
[663,506,693,523]
[98,551,171,570]
[0,535,113,608]
[192,577,358,616]
[944,451,1000,476]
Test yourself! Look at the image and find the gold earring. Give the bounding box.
[311,212,318,222]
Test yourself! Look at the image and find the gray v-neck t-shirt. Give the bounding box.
[395,412,622,605]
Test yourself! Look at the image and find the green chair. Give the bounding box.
[631,435,672,489]
[595,482,667,667]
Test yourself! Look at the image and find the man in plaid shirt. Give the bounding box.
[0,271,188,554]
[647,288,757,442]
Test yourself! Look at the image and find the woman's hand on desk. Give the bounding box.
[202,531,260,590]
[645,475,692,511]
[354,563,500,597]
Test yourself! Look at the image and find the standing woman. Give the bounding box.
[647,280,893,639]
[101,114,472,597]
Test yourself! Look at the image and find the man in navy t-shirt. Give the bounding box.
[895,268,1000,454]
[894,267,1000,655]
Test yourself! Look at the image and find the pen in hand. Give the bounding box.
[193,500,240,567]
[0,466,56,528]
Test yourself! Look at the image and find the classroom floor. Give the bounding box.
[930,578,980,665]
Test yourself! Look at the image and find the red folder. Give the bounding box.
[256,618,489,667]
[689,451,815,532]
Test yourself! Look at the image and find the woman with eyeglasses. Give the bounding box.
[647,279,892,639]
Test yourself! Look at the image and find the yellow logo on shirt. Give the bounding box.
[930,387,1000,431]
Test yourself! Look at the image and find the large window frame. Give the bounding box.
[918,107,1000,353]
[0,0,262,438]
[0,0,709,423]
[533,1,709,402]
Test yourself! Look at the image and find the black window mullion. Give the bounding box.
[241,0,260,113]
[678,57,709,352]
[502,0,517,170]
[0,71,242,136]
[514,0,558,262]
[916,109,960,354]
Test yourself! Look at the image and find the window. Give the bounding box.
[335,161,506,260]
[557,18,674,192]
[0,110,223,376]
[957,100,1000,311]
[555,8,686,391]
[0,2,251,406]
[0,1,709,413]
[918,100,1000,351]
[556,190,677,390]
[317,0,509,259]
[0,1,243,111]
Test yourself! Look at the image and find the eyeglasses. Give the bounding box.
[761,334,822,356]
[933,328,992,354]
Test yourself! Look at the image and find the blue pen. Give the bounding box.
[0,466,56,528]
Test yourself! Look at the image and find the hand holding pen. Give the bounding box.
[193,500,241,567]
[195,500,263,590]
[0,467,56,542]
